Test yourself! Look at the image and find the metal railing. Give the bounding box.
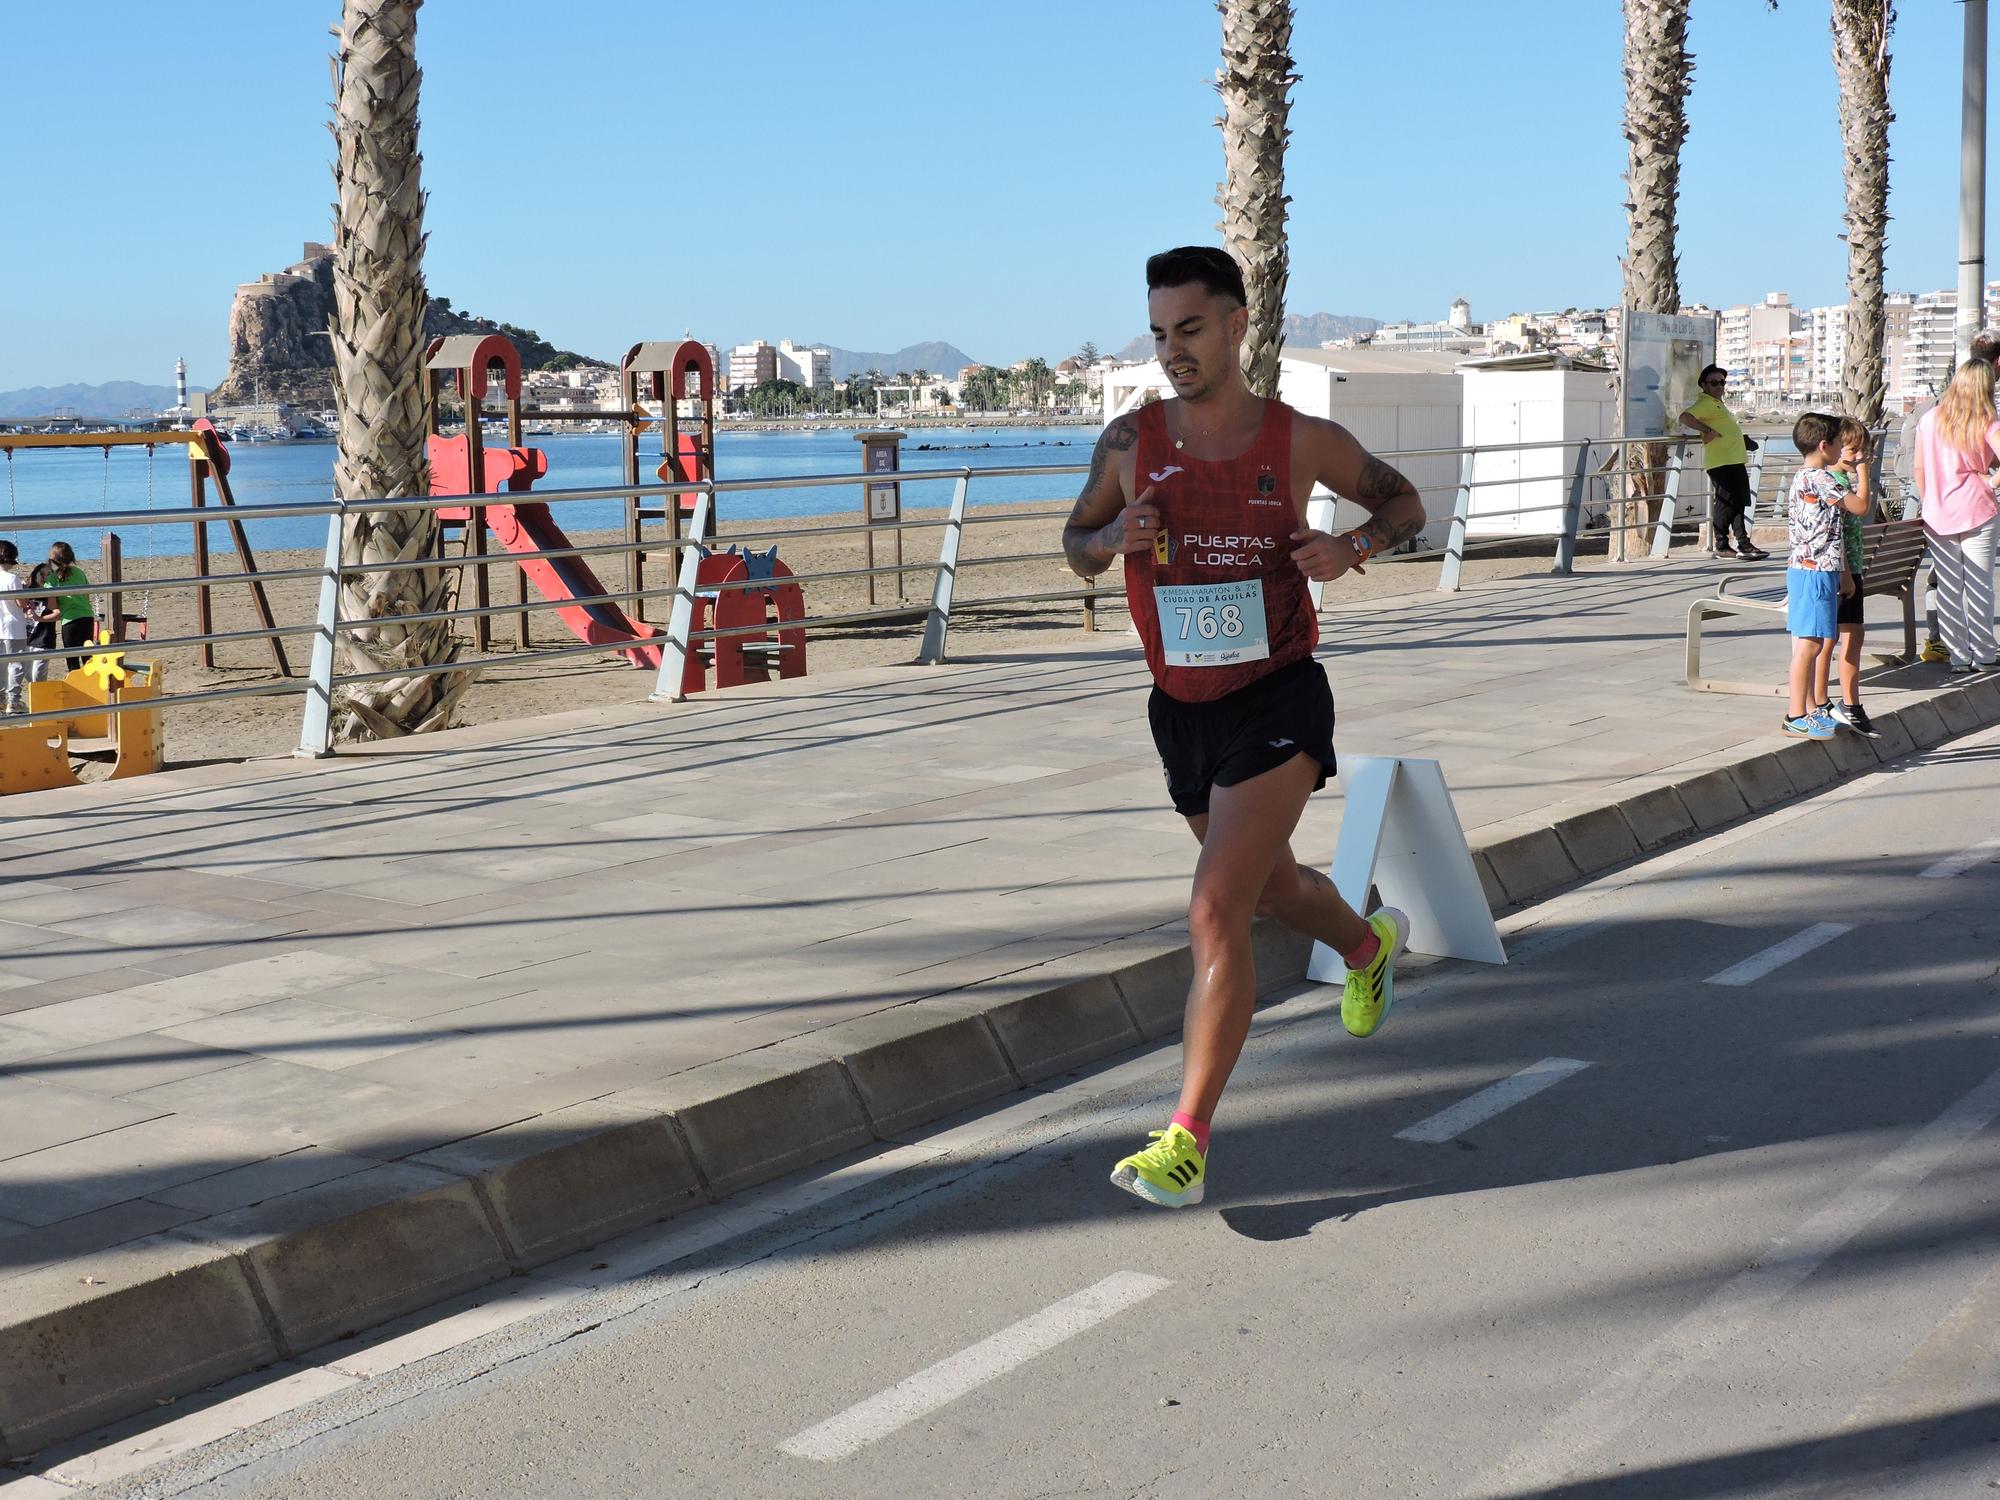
[1,428,1869,759]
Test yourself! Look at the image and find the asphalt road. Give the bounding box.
[36,722,2000,1500]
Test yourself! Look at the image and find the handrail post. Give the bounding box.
[1436,449,1477,592]
[918,471,971,664]
[1649,445,1686,558]
[1553,438,1591,575]
[649,487,712,704]
[293,508,344,758]
[1305,490,1338,609]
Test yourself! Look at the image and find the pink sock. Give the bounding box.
[1170,1111,1210,1154]
[1343,930,1381,971]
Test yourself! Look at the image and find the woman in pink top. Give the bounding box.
[1913,358,2000,670]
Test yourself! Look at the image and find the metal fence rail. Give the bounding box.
[0,428,1868,757]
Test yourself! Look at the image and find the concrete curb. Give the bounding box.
[5,688,1997,1459]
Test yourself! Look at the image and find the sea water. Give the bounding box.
[0,426,1096,561]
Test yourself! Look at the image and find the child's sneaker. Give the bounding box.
[1110,1124,1206,1208]
[1827,702,1878,736]
[1782,714,1834,740]
[1920,637,1950,664]
[1806,707,1841,736]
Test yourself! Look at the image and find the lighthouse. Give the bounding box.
[175,356,188,414]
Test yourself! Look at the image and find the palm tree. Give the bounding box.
[1216,0,1297,398]
[328,0,464,740]
[1832,1,1895,427]
[1621,0,1694,536]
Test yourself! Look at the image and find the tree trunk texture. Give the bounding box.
[1216,0,1296,399]
[329,0,468,741]
[1833,0,1896,428]
[1621,0,1694,544]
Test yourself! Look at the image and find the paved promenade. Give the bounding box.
[1,557,1994,1453]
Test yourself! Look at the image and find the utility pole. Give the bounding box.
[1958,0,1988,365]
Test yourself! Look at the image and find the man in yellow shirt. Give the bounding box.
[1680,364,1770,560]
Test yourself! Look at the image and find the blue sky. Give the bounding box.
[1,1,1991,389]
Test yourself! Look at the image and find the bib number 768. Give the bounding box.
[1172,603,1246,642]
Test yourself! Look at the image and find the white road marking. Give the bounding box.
[1482,1061,2000,1495]
[1920,836,2000,879]
[1704,921,1853,987]
[1394,1058,1591,1144]
[779,1271,1170,1462]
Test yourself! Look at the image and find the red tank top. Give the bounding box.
[1123,397,1315,702]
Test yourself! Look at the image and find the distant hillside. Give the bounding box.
[1114,310,1381,363]
[807,341,979,381]
[0,380,209,420]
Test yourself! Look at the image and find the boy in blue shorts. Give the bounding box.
[1783,412,1850,739]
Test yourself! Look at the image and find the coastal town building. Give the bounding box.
[776,339,832,389]
[729,340,777,392]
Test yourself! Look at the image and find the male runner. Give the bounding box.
[1063,246,1427,1209]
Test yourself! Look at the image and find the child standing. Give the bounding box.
[1825,418,1880,735]
[1782,413,1849,740]
[0,542,31,715]
[23,564,58,693]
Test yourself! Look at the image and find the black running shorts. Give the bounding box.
[1837,571,1866,626]
[1147,656,1337,818]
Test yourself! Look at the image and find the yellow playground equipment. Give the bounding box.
[0,658,165,795]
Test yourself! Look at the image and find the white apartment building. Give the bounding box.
[1718,293,1801,393]
[728,340,777,392]
[1807,304,1846,399]
[1902,291,1958,401]
[776,339,832,389]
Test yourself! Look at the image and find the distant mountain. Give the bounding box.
[806,341,980,382]
[0,380,208,420]
[1113,311,1382,364]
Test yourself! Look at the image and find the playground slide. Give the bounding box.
[479,502,663,670]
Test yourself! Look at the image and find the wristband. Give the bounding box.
[1347,531,1375,559]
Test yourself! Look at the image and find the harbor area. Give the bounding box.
[1,559,1995,1454]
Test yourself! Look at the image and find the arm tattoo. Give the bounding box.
[1061,419,1137,579]
[1354,456,1409,502]
[1362,512,1426,550]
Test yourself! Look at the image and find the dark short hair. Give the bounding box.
[0,540,15,566]
[1792,411,1841,455]
[1697,364,1726,386]
[1145,246,1247,307]
[1972,330,2000,365]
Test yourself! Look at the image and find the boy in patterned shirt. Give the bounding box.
[1824,417,1880,735]
[1782,412,1852,739]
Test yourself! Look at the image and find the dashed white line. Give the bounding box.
[1482,1061,2000,1495]
[1921,836,2000,880]
[1394,1058,1593,1144]
[779,1271,1170,1462]
[1704,922,1854,987]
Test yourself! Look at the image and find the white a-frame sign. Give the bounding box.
[1307,755,1506,983]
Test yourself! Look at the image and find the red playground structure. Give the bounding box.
[421,333,806,692]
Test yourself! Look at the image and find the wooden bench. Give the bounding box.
[1685,519,1928,695]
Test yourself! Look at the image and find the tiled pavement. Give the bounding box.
[0,558,1975,1279]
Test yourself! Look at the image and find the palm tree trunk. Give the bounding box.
[1621,0,1694,541]
[1216,0,1296,398]
[329,0,467,740]
[1833,0,1896,428]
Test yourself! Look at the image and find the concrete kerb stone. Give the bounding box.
[1673,766,1752,831]
[0,1235,276,1461]
[1617,785,1698,851]
[1774,739,1841,796]
[1820,728,1878,776]
[1478,824,1584,907]
[178,1163,511,1358]
[412,1102,705,1267]
[611,1050,873,1200]
[1728,749,1800,810]
[1864,710,1917,764]
[1551,803,1643,875]
[782,1001,1018,1134]
[1897,699,1951,749]
[1932,685,1985,736]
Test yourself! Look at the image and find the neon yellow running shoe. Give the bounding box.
[1342,907,1410,1039]
[1919,637,1949,664]
[1109,1124,1206,1208]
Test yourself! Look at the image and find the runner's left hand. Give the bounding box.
[1290,528,1355,582]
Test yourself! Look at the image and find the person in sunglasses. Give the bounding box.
[1680,365,1770,560]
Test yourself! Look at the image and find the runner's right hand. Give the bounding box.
[1106,486,1161,556]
